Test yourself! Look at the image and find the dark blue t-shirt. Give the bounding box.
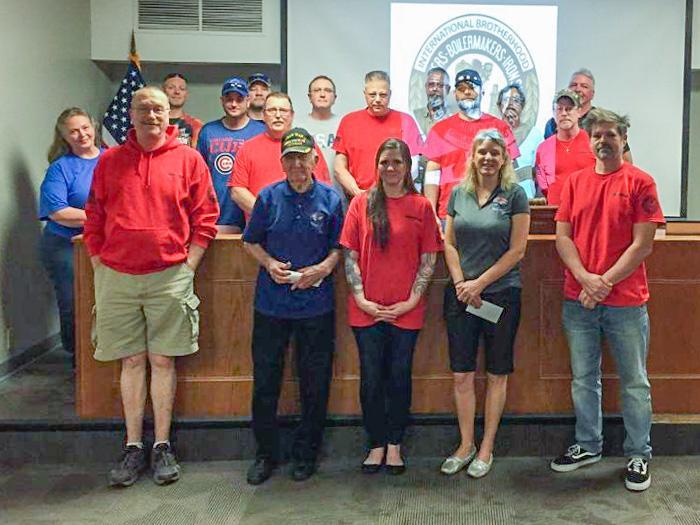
[243,179,344,319]
[197,118,265,227]
[39,150,103,238]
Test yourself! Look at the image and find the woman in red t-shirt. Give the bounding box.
[340,138,443,475]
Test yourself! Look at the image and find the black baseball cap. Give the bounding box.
[281,128,315,157]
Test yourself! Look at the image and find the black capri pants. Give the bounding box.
[443,285,522,375]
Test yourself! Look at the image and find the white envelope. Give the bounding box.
[286,271,322,288]
[466,300,504,324]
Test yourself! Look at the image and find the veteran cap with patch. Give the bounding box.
[281,128,315,157]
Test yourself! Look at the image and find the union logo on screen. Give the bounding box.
[410,14,539,144]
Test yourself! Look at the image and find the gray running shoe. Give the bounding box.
[109,445,147,487]
[151,443,181,485]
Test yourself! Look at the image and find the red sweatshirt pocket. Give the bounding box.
[101,227,185,273]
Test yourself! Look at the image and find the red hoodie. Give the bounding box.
[84,126,219,274]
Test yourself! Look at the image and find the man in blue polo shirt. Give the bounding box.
[242,127,343,485]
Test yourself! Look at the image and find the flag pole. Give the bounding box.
[129,31,141,71]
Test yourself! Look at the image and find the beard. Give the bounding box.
[457,97,482,119]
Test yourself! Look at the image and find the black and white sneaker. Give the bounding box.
[550,444,602,472]
[625,457,651,491]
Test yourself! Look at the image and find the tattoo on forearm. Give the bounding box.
[412,253,436,296]
[344,249,364,294]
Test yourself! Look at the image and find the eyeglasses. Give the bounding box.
[365,91,389,100]
[134,106,168,115]
[426,81,448,89]
[264,107,292,116]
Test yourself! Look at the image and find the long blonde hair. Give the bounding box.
[47,108,100,163]
[462,129,517,193]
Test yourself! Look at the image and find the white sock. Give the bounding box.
[126,441,144,449]
[153,440,170,449]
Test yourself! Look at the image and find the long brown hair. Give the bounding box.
[47,107,100,163]
[367,138,417,249]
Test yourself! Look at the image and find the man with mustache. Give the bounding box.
[497,84,525,131]
[229,92,330,217]
[414,67,452,139]
[424,69,519,229]
[544,68,632,163]
[84,87,219,488]
[551,108,664,492]
[333,70,423,197]
[534,90,595,205]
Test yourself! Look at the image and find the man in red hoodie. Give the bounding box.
[84,87,219,488]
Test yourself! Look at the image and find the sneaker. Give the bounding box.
[151,443,181,485]
[247,458,275,485]
[109,445,148,487]
[625,457,651,491]
[550,444,602,472]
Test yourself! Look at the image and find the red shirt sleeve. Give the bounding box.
[401,113,424,156]
[423,125,446,164]
[555,175,573,222]
[339,195,362,252]
[189,156,220,248]
[501,122,520,160]
[229,141,250,188]
[332,116,349,155]
[420,199,444,253]
[83,159,106,257]
[632,176,665,224]
[313,143,331,183]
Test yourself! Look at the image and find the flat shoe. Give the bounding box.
[440,445,477,475]
[385,457,406,476]
[361,462,382,474]
[467,454,493,478]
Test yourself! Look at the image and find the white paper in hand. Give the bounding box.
[287,271,323,288]
[466,300,504,324]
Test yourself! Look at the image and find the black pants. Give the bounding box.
[352,322,420,448]
[251,310,335,462]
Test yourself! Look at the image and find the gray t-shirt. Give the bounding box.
[447,183,530,293]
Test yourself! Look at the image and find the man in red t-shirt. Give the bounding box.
[333,70,423,196]
[229,92,330,216]
[424,69,520,223]
[535,89,596,205]
[550,108,665,493]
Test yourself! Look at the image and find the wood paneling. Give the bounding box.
[74,232,700,418]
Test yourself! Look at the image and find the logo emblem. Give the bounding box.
[409,14,539,144]
[215,153,234,175]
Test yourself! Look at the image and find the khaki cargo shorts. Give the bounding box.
[92,263,200,361]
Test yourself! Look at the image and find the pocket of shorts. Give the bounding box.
[183,295,201,346]
[90,305,98,349]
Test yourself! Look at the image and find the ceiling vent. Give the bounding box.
[138,0,263,33]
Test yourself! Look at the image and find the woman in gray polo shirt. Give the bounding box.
[439,129,530,478]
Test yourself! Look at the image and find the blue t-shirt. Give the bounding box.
[197,118,265,227]
[39,150,103,238]
[243,179,344,319]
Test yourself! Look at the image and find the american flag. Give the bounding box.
[102,58,145,145]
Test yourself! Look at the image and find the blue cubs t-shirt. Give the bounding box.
[39,150,104,238]
[197,118,265,227]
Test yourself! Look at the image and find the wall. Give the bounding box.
[0,0,112,364]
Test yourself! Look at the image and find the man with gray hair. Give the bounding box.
[84,86,219,487]
[551,108,664,491]
[544,68,632,162]
[413,67,452,138]
[333,70,423,197]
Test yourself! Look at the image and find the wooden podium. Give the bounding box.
[74,208,700,418]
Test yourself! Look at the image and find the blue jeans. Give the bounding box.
[352,322,420,448]
[40,230,75,361]
[562,300,652,458]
